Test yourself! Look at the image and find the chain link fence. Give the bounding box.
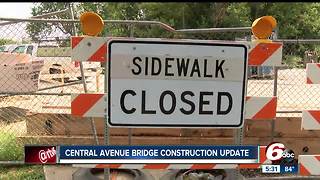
[0,17,319,162]
[0,19,102,162]
[276,41,320,117]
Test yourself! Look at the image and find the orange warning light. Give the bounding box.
[251,16,277,40]
[80,12,104,36]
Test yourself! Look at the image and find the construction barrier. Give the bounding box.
[71,95,277,120]
[301,110,320,130]
[306,63,320,84]
[71,94,106,117]
[248,42,282,66]
[245,96,277,120]
[73,163,239,170]
[298,63,320,176]
[71,37,283,66]
[299,155,320,176]
[71,36,107,62]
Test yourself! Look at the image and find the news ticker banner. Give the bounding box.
[60,145,258,164]
[24,144,304,175]
[25,145,258,164]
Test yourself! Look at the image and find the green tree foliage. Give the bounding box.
[0,39,16,46]
[26,3,320,67]
[263,3,320,65]
[26,3,74,42]
[27,2,320,39]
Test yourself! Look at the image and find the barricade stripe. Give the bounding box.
[95,164,122,169]
[143,164,170,169]
[190,164,216,169]
[306,63,320,84]
[260,45,282,66]
[83,95,106,117]
[88,44,107,62]
[71,37,106,62]
[252,97,277,120]
[302,111,320,130]
[71,94,104,117]
[307,77,313,84]
[309,111,320,124]
[70,95,277,119]
[89,164,240,169]
[74,164,243,169]
[299,155,320,175]
[245,97,277,120]
[167,164,193,169]
[213,164,238,169]
[71,36,84,49]
[299,164,311,176]
[120,164,145,169]
[245,97,270,119]
[249,43,282,66]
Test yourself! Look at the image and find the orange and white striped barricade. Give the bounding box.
[245,97,277,120]
[71,94,106,118]
[306,63,320,84]
[71,37,283,66]
[70,95,277,120]
[72,163,239,170]
[71,36,133,62]
[301,110,320,130]
[248,41,283,66]
[71,36,108,62]
[299,155,320,176]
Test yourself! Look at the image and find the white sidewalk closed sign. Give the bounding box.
[108,39,248,128]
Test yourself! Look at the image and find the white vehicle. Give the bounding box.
[0,44,19,53]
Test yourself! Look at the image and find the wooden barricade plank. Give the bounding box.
[26,114,320,138]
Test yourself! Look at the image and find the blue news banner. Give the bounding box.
[58,145,259,164]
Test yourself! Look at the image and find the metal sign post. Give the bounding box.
[104,49,110,180]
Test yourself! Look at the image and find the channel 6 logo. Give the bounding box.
[265,142,296,165]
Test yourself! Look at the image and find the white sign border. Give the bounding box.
[107,39,248,128]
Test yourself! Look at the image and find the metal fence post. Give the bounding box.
[70,3,99,146]
[271,66,278,142]
[104,26,111,180]
[271,28,279,142]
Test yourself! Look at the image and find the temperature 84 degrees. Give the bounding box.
[280,165,298,174]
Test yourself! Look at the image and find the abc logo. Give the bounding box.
[266,142,295,162]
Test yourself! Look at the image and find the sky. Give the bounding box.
[0,3,35,41]
[0,3,34,18]
[0,3,68,42]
